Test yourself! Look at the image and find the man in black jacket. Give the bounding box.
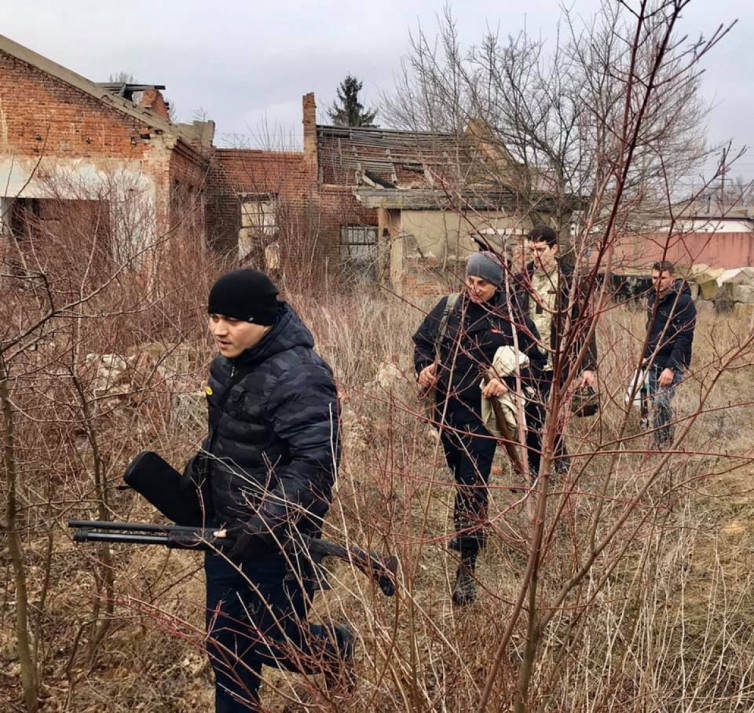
[413,252,541,605]
[193,269,348,712]
[515,225,598,477]
[644,260,696,448]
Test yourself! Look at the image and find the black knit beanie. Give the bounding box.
[207,269,279,326]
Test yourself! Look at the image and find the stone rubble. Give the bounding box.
[684,263,754,319]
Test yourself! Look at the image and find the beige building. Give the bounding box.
[318,119,575,296]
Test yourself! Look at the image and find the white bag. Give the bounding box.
[481,346,531,433]
[625,370,648,406]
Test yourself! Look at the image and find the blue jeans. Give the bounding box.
[647,367,682,447]
[204,550,338,712]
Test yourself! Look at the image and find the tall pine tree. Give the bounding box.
[328,75,378,127]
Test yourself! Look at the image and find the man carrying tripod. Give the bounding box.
[188,268,350,711]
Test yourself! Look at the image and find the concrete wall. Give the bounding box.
[611,231,754,271]
[399,210,523,260]
[0,155,158,260]
[392,210,531,296]
[658,219,752,234]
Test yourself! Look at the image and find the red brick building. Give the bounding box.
[0,34,215,274]
[0,36,372,287]
[208,93,374,286]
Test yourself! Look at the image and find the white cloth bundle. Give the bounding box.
[481,346,531,434]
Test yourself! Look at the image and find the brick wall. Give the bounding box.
[400,256,460,299]
[0,54,384,283]
[0,51,152,159]
[0,48,212,266]
[208,149,313,257]
[208,148,377,281]
[169,143,212,240]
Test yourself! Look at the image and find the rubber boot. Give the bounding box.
[452,550,478,607]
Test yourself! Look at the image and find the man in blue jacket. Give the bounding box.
[192,268,349,711]
[644,260,696,449]
[413,252,541,605]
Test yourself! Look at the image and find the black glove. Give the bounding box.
[221,517,277,563]
[221,492,297,563]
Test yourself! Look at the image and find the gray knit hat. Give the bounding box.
[466,251,503,286]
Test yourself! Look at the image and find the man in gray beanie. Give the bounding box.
[412,251,541,606]
[466,251,504,288]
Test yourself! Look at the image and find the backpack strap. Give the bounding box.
[435,292,460,362]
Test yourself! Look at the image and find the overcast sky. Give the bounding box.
[2,0,752,181]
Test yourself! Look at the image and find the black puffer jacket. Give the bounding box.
[644,280,696,371]
[201,302,339,534]
[413,291,541,411]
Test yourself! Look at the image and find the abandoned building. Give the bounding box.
[207,93,375,287]
[0,34,215,278]
[208,92,570,295]
[0,34,581,296]
[1,33,568,295]
[316,113,573,295]
[3,32,753,300]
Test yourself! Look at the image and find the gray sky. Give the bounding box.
[2,0,752,181]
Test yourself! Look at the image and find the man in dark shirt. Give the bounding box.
[644,260,696,448]
[413,252,539,605]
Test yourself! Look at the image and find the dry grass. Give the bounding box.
[2,286,754,712]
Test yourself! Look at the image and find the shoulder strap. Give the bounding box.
[435,292,460,362]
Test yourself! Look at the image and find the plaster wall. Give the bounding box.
[0,155,157,258]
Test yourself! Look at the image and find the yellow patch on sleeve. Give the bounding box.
[205,385,213,396]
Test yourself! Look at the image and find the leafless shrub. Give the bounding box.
[3,3,753,711]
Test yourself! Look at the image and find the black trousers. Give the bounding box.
[435,399,496,551]
[524,372,569,476]
[204,550,338,712]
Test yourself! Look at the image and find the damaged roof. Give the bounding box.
[316,122,562,199]
[0,34,213,148]
[317,124,484,188]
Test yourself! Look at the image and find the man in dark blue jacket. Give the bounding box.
[193,269,348,711]
[413,252,541,606]
[644,260,696,448]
